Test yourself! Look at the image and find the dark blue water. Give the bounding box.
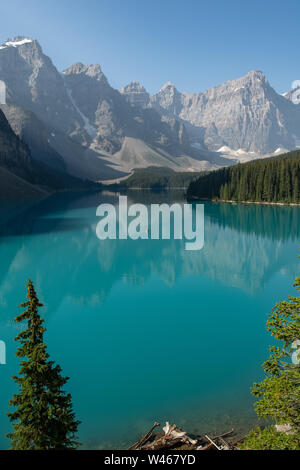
[0,191,299,449]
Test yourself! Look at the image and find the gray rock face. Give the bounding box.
[0,106,95,193]
[63,65,192,154]
[0,36,214,184]
[284,85,300,106]
[64,62,134,153]
[152,71,300,153]
[152,82,184,116]
[0,104,67,172]
[120,81,150,108]
[2,35,300,184]
[0,107,34,181]
[0,108,47,197]
[0,37,89,145]
[0,40,115,179]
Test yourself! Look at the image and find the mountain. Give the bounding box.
[0,37,86,141]
[62,63,193,154]
[284,82,300,105]
[0,104,67,172]
[0,106,97,198]
[0,107,37,179]
[151,71,300,155]
[0,37,221,181]
[0,166,46,198]
[120,81,150,108]
[1,36,300,184]
[0,37,97,180]
[0,107,46,197]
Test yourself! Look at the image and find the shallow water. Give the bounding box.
[0,191,299,449]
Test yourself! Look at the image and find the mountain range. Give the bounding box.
[0,36,300,196]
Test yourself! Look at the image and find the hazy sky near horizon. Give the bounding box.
[1,0,299,94]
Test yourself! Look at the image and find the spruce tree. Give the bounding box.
[242,275,300,450]
[7,280,80,450]
[186,149,300,203]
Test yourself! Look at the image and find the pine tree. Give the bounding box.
[242,274,300,450]
[186,149,300,204]
[7,280,80,450]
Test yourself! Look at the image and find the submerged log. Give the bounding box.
[204,435,222,450]
[128,422,161,450]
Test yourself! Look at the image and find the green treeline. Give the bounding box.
[109,167,203,190]
[187,150,300,203]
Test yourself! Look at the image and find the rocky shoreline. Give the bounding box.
[187,196,300,207]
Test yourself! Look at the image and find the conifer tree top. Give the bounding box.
[7,280,80,450]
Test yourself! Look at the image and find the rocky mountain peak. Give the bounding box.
[63,62,85,74]
[209,70,269,97]
[121,81,147,94]
[155,82,181,101]
[245,70,266,80]
[239,70,269,89]
[160,81,177,91]
[63,63,106,82]
[284,84,300,105]
[0,36,34,50]
[150,69,300,154]
[151,81,182,116]
[0,38,86,138]
[120,81,150,108]
[1,34,300,180]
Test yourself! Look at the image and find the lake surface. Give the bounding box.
[0,191,299,449]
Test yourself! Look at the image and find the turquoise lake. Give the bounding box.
[0,190,299,449]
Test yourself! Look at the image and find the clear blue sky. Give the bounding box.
[1,0,299,94]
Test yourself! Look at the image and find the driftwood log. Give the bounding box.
[129,422,161,450]
[197,429,234,451]
[130,422,236,451]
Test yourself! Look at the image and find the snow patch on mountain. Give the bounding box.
[65,87,97,138]
[216,146,266,163]
[0,37,33,49]
[217,145,292,164]
[273,147,289,155]
[217,146,256,156]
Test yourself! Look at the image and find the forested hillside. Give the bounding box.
[109,167,203,190]
[187,150,300,203]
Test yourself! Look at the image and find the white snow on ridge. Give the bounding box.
[273,147,289,155]
[65,86,97,138]
[218,145,294,160]
[217,145,232,153]
[216,145,267,163]
[0,38,33,50]
[236,149,255,156]
[217,146,256,156]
